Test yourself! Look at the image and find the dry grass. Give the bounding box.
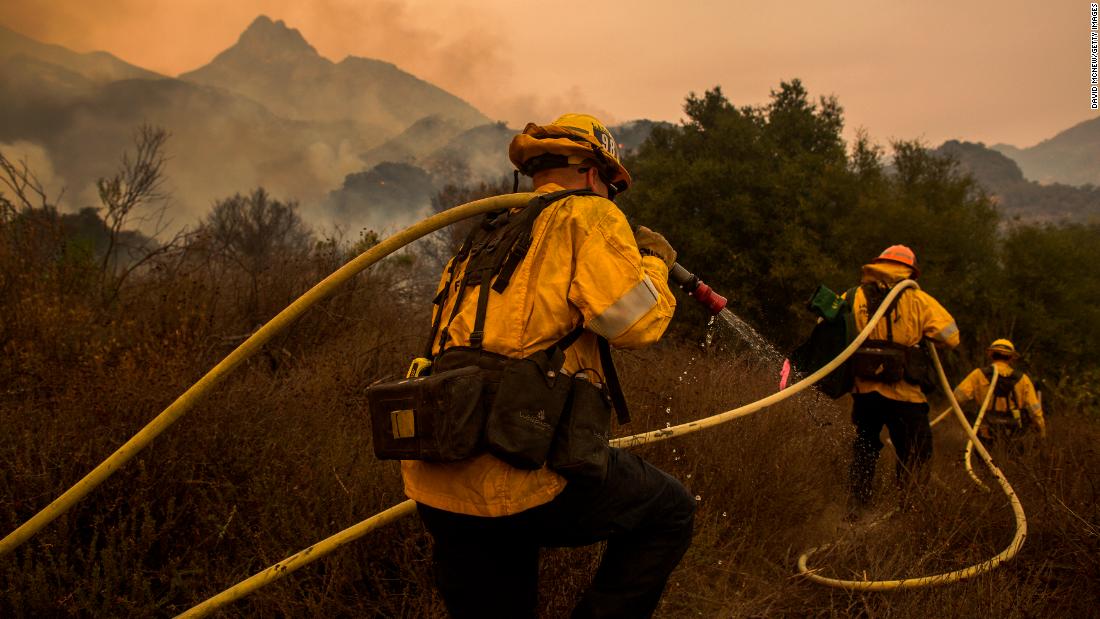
[2,240,1098,618]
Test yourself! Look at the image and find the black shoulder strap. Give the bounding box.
[598,336,630,424]
[548,324,629,424]
[554,324,586,351]
[423,231,478,357]
[860,282,903,342]
[982,365,1021,408]
[432,188,598,355]
[494,188,599,291]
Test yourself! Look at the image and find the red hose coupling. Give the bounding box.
[692,282,727,315]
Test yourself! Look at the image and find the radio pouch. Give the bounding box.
[548,376,613,482]
[366,366,487,461]
[850,340,908,383]
[485,347,572,469]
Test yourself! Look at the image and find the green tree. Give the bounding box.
[621,81,861,347]
[997,223,1100,409]
[620,81,1002,357]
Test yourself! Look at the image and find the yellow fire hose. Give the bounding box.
[963,370,999,492]
[929,372,1001,489]
[0,193,1027,612]
[796,355,1026,589]
[930,407,952,427]
[178,279,1018,616]
[0,192,540,559]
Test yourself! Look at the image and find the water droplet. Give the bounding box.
[721,511,727,517]
[686,473,692,479]
[717,560,723,565]
[665,422,671,428]
[694,495,702,501]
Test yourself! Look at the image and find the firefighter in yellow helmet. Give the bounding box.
[404,114,693,618]
[844,245,960,515]
[952,338,1047,440]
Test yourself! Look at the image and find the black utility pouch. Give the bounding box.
[548,375,612,482]
[366,366,487,461]
[903,345,937,393]
[850,340,907,383]
[486,348,571,469]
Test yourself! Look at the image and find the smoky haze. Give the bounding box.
[2,4,1097,240]
[0,0,1091,147]
[0,15,504,237]
[0,0,606,129]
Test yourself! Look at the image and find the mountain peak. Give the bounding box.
[235,15,318,59]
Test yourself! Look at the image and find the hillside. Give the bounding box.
[180,16,487,137]
[937,140,1100,223]
[358,114,470,169]
[0,69,358,215]
[0,17,492,229]
[322,162,437,234]
[0,23,160,84]
[993,116,1100,187]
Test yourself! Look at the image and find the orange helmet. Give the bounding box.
[508,113,631,194]
[873,244,920,278]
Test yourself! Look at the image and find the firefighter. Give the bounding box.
[845,245,960,515]
[953,338,1047,440]
[404,114,695,618]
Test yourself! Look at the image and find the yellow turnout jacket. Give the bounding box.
[846,262,960,403]
[401,183,676,516]
[954,360,1046,436]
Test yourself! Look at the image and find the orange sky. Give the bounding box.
[2,0,1095,147]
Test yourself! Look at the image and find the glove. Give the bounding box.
[634,226,677,268]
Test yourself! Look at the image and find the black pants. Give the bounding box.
[848,391,932,506]
[416,448,696,619]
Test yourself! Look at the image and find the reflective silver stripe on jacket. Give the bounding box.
[589,275,659,339]
[932,322,959,341]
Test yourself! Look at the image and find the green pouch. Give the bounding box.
[807,285,845,321]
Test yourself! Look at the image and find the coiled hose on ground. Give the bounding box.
[0,195,1027,615]
[796,362,1025,590]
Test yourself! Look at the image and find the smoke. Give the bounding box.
[494,86,621,129]
[303,139,365,191]
[0,140,68,205]
[0,1,634,241]
[0,1,612,128]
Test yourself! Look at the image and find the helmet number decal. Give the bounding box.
[592,125,619,161]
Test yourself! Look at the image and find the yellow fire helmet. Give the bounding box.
[508,113,632,194]
[988,338,1019,358]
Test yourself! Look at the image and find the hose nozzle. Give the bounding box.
[669,263,727,315]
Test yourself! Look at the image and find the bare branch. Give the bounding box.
[97,124,171,282]
[0,151,51,214]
